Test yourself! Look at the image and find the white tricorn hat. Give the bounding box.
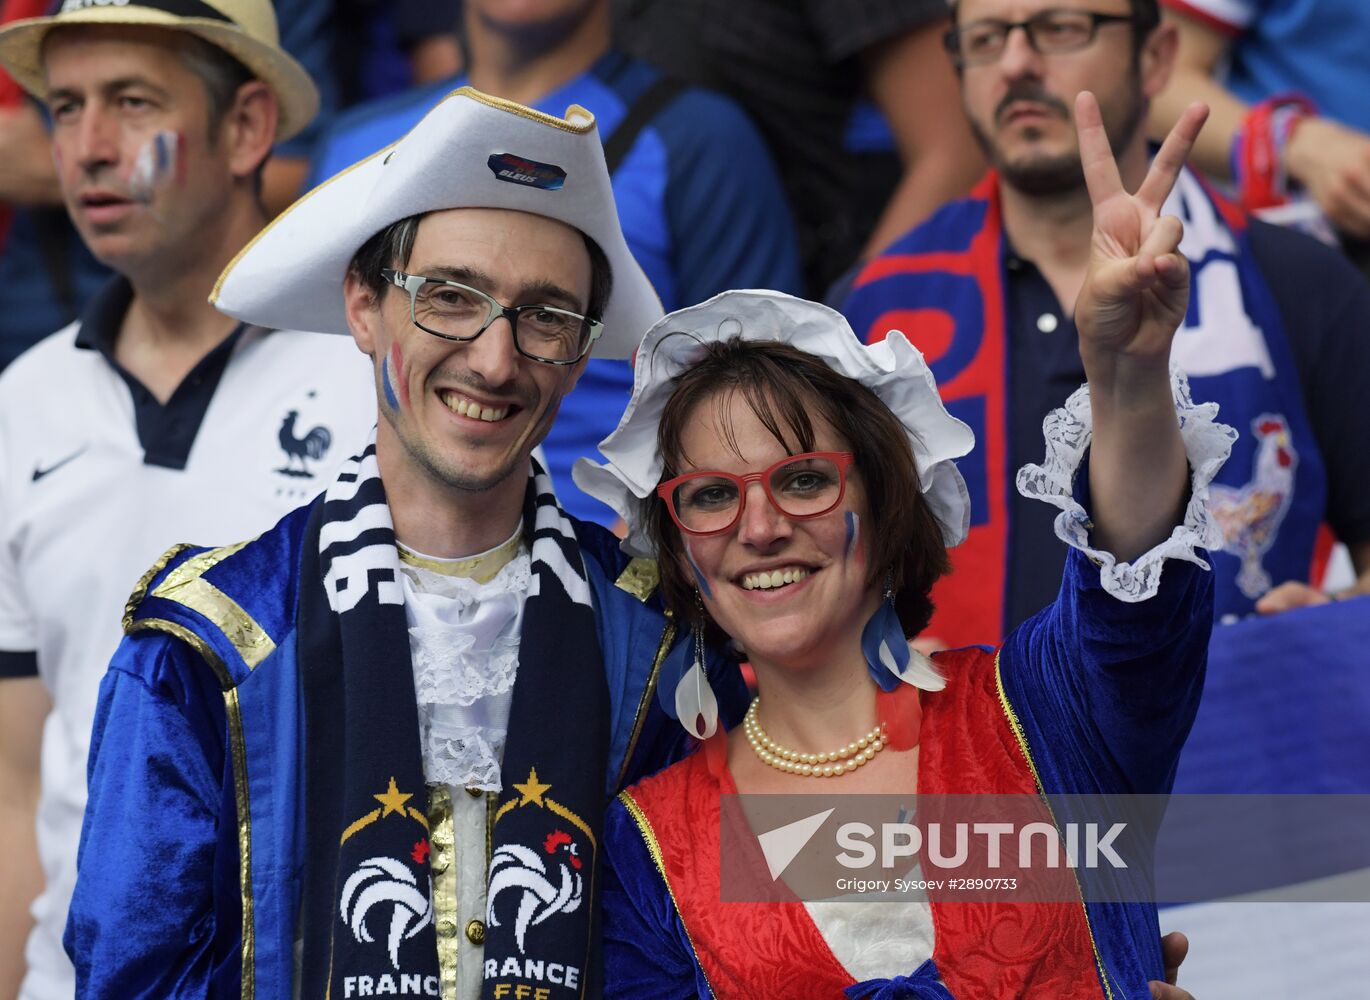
[0,0,319,142]
[573,289,976,558]
[210,86,663,358]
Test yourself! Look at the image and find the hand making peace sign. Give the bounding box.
[1073,91,1210,364]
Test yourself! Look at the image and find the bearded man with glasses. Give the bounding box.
[839,0,1370,646]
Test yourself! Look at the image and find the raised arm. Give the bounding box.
[1073,91,1209,561]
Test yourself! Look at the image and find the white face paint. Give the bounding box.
[126,129,182,205]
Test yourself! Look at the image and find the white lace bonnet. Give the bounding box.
[572,289,976,557]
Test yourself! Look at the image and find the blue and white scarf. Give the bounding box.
[296,435,608,999]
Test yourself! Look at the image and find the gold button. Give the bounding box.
[465,787,484,798]
[431,852,451,873]
[465,919,486,945]
[437,917,457,936]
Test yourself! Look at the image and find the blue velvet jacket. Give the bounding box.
[64,499,738,998]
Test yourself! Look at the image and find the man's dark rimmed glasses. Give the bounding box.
[381,268,603,365]
[944,8,1138,66]
[656,451,856,537]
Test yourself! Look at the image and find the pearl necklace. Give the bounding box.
[743,697,886,777]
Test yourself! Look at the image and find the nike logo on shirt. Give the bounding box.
[32,447,88,482]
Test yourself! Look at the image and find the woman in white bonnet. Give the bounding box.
[577,95,1222,998]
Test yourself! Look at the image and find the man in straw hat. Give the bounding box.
[0,2,374,996]
[65,86,745,998]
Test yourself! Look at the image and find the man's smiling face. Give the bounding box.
[346,207,593,496]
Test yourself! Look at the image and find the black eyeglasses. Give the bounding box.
[944,9,1138,66]
[381,268,603,365]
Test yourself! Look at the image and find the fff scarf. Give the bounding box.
[843,168,1326,645]
[296,435,609,999]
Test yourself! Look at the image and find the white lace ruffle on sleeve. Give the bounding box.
[1014,369,1236,603]
[400,554,530,790]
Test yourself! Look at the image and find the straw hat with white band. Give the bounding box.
[210,86,664,359]
[0,0,319,142]
[572,289,976,558]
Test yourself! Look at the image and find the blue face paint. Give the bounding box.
[381,355,399,410]
[683,539,712,599]
[845,511,861,562]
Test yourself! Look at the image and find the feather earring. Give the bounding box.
[657,593,719,740]
[861,596,909,693]
[861,575,944,693]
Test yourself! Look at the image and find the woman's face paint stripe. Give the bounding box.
[845,511,862,562]
[683,539,712,599]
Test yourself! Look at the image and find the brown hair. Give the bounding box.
[646,336,951,644]
[349,215,613,320]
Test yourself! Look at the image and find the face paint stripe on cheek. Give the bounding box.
[845,511,862,564]
[683,538,712,599]
[174,131,187,186]
[128,129,183,204]
[393,343,411,408]
[381,354,400,410]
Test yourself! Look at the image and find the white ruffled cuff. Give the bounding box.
[1015,369,1236,603]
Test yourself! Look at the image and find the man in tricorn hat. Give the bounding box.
[67,87,745,998]
[0,2,373,995]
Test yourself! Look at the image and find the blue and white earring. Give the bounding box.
[861,573,943,692]
[658,592,719,739]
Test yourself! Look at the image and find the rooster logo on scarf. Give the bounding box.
[340,856,434,969]
[486,767,590,955]
[486,831,585,952]
[336,777,434,970]
[1210,414,1298,599]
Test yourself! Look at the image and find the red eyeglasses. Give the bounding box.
[656,451,856,536]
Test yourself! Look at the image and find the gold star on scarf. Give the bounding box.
[374,777,413,817]
[513,767,552,807]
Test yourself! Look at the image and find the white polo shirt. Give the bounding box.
[0,278,377,999]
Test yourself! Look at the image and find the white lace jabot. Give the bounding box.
[398,528,530,791]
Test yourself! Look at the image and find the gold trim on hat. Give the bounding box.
[209,139,391,305]
[453,86,595,135]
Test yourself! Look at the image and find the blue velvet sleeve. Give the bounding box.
[65,633,234,998]
[655,90,804,303]
[1000,545,1214,796]
[602,798,707,999]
